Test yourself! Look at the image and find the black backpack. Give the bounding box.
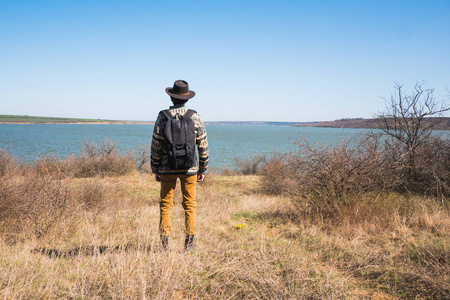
[161,109,197,170]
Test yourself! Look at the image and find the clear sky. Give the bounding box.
[1,0,449,122]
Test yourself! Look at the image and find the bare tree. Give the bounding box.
[377,82,450,180]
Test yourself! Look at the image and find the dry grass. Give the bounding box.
[1,169,449,299]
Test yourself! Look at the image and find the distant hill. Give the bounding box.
[293,117,450,131]
[204,121,306,126]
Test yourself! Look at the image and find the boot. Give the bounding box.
[184,235,196,251]
[161,235,169,250]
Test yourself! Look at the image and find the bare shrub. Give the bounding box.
[0,174,111,239]
[135,145,152,173]
[260,132,450,223]
[32,155,74,178]
[260,153,296,195]
[411,136,450,195]
[71,139,137,177]
[72,154,136,178]
[0,149,21,176]
[81,138,100,159]
[289,135,398,194]
[377,82,450,187]
[286,136,383,220]
[0,172,74,238]
[235,154,266,175]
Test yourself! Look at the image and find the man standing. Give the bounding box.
[151,80,209,251]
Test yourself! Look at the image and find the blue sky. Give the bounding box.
[1,0,449,122]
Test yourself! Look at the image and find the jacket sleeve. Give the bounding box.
[195,114,209,173]
[151,112,165,174]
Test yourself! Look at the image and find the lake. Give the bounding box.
[0,124,371,171]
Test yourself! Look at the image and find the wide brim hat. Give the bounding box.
[165,80,196,100]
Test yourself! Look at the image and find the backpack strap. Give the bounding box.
[161,110,173,121]
[184,109,196,119]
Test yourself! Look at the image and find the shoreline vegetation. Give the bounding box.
[2,114,450,130]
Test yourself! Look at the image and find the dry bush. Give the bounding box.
[235,154,266,175]
[0,149,22,177]
[0,173,109,240]
[412,136,450,195]
[135,145,152,173]
[256,82,450,225]
[71,154,136,178]
[377,82,450,185]
[293,135,405,196]
[260,153,296,195]
[235,153,297,194]
[0,172,74,238]
[32,155,75,178]
[71,139,137,178]
[258,133,450,224]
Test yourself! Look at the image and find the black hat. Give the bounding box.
[165,80,196,100]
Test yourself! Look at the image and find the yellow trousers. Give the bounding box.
[159,174,197,236]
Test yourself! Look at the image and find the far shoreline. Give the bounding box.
[0,121,155,125]
[2,116,449,130]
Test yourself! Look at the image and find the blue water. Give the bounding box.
[0,124,371,170]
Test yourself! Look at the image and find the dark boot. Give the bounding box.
[184,235,196,251]
[161,235,169,250]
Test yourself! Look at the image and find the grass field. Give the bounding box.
[0,114,112,123]
[1,170,449,299]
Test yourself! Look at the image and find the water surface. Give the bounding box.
[0,124,371,170]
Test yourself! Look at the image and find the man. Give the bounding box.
[151,80,209,251]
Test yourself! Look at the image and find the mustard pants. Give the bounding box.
[159,174,197,236]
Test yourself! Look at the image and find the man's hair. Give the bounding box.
[171,97,188,105]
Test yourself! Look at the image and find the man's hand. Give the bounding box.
[154,174,161,182]
[197,172,205,182]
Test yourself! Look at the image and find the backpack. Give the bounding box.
[161,109,197,170]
